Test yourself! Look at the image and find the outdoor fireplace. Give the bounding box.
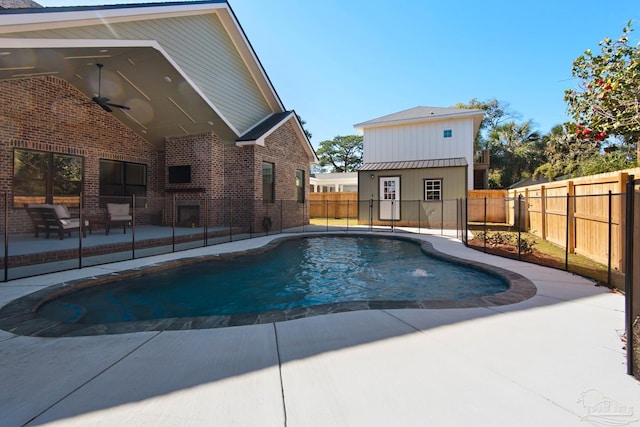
[177,204,200,227]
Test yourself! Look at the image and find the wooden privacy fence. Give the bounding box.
[309,192,358,218]
[467,190,508,223]
[507,168,640,271]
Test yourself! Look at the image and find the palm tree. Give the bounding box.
[486,120,545,188]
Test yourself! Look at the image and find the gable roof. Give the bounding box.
[0,1,310,152]
[235,111,317,162]
[354,106,484,132]
[237,111,293,144]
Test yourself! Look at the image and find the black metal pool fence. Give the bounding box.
[0,190,638,378]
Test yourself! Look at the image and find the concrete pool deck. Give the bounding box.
[0,230,638,426]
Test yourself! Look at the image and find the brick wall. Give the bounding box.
[0,76,160,232]
[0,77,311,235]
[223,118,310,230]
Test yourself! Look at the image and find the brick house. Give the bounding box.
[0,1,317,233]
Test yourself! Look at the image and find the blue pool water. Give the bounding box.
[38,236,508,323]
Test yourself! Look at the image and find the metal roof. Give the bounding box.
[359,158,468,171]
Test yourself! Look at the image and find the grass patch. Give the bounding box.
[469,229,620,287]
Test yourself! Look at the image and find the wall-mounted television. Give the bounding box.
[168,165,191,184]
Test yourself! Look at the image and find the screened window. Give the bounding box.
[13,148,83,206]
[262,162,275,203]
[424,179,442,201]
[295,169,305,203]
[443,129,452,138]
[99,159,147,205]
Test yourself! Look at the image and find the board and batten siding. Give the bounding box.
[363,118,475,189]
[4,14,272,134]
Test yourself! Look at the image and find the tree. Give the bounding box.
[316,135,363,172]
[534,123,598,179]
[486,120,545,188]
[295,113,313,140]
[534,122,635,179]
[454,98,520,149]
[564,21,640,161]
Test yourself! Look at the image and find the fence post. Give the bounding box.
[517,194,522,260]
[346,199,350,231]
[464,197,468,245]
[131,194,136,259]
[204,196,208,247]
[624,175,635,376]
[607,190,612,286]
[3,192,7,282]
[78,192,83,269]
[172,194,176,252]
[565,193,569,271]
[326,199,329,231]
[541,185,547,240]
[441,199,444,236]
[483,197,487,253]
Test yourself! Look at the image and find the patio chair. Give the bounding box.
[106,203,132,235]
[26,204,86,240]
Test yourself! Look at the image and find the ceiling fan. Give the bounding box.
[92,63,130,112]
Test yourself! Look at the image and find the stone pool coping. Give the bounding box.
[0,233,537,337]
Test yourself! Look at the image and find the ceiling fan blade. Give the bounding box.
[105,102,130,110]
[91,64,130,112]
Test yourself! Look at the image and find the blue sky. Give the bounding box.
[39,0,640,147]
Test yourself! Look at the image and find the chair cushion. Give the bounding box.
[110,215,132,221]
[107,203,130,216]
[60,218,81,229]
[53,204,71,219]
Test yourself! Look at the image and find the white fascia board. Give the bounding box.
[0,3,227,33]
[0,37,241,137]
[234,112,293,147]
[235,113,318,164]
[354,110,485,131]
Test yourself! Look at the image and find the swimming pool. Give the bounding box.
[37,236,508,323]
[0,234,537,336]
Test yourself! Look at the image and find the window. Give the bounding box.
[443,129,452,138]
[99,159,147,205]
[424,179,442,201]
[262,162,275,202]
[295,169,305,202]
[13,148,83,206]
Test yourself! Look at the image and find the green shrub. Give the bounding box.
[516,236,537,253]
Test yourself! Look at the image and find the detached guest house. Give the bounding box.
[355,106,484,227]
[0,0,317,233]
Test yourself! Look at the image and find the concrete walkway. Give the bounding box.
[0,231,638,426]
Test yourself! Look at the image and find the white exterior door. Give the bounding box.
[379,177,400,220]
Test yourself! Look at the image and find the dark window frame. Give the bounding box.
[99,159,147,207]
[262,162,275,203]
[13,148,84,207]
